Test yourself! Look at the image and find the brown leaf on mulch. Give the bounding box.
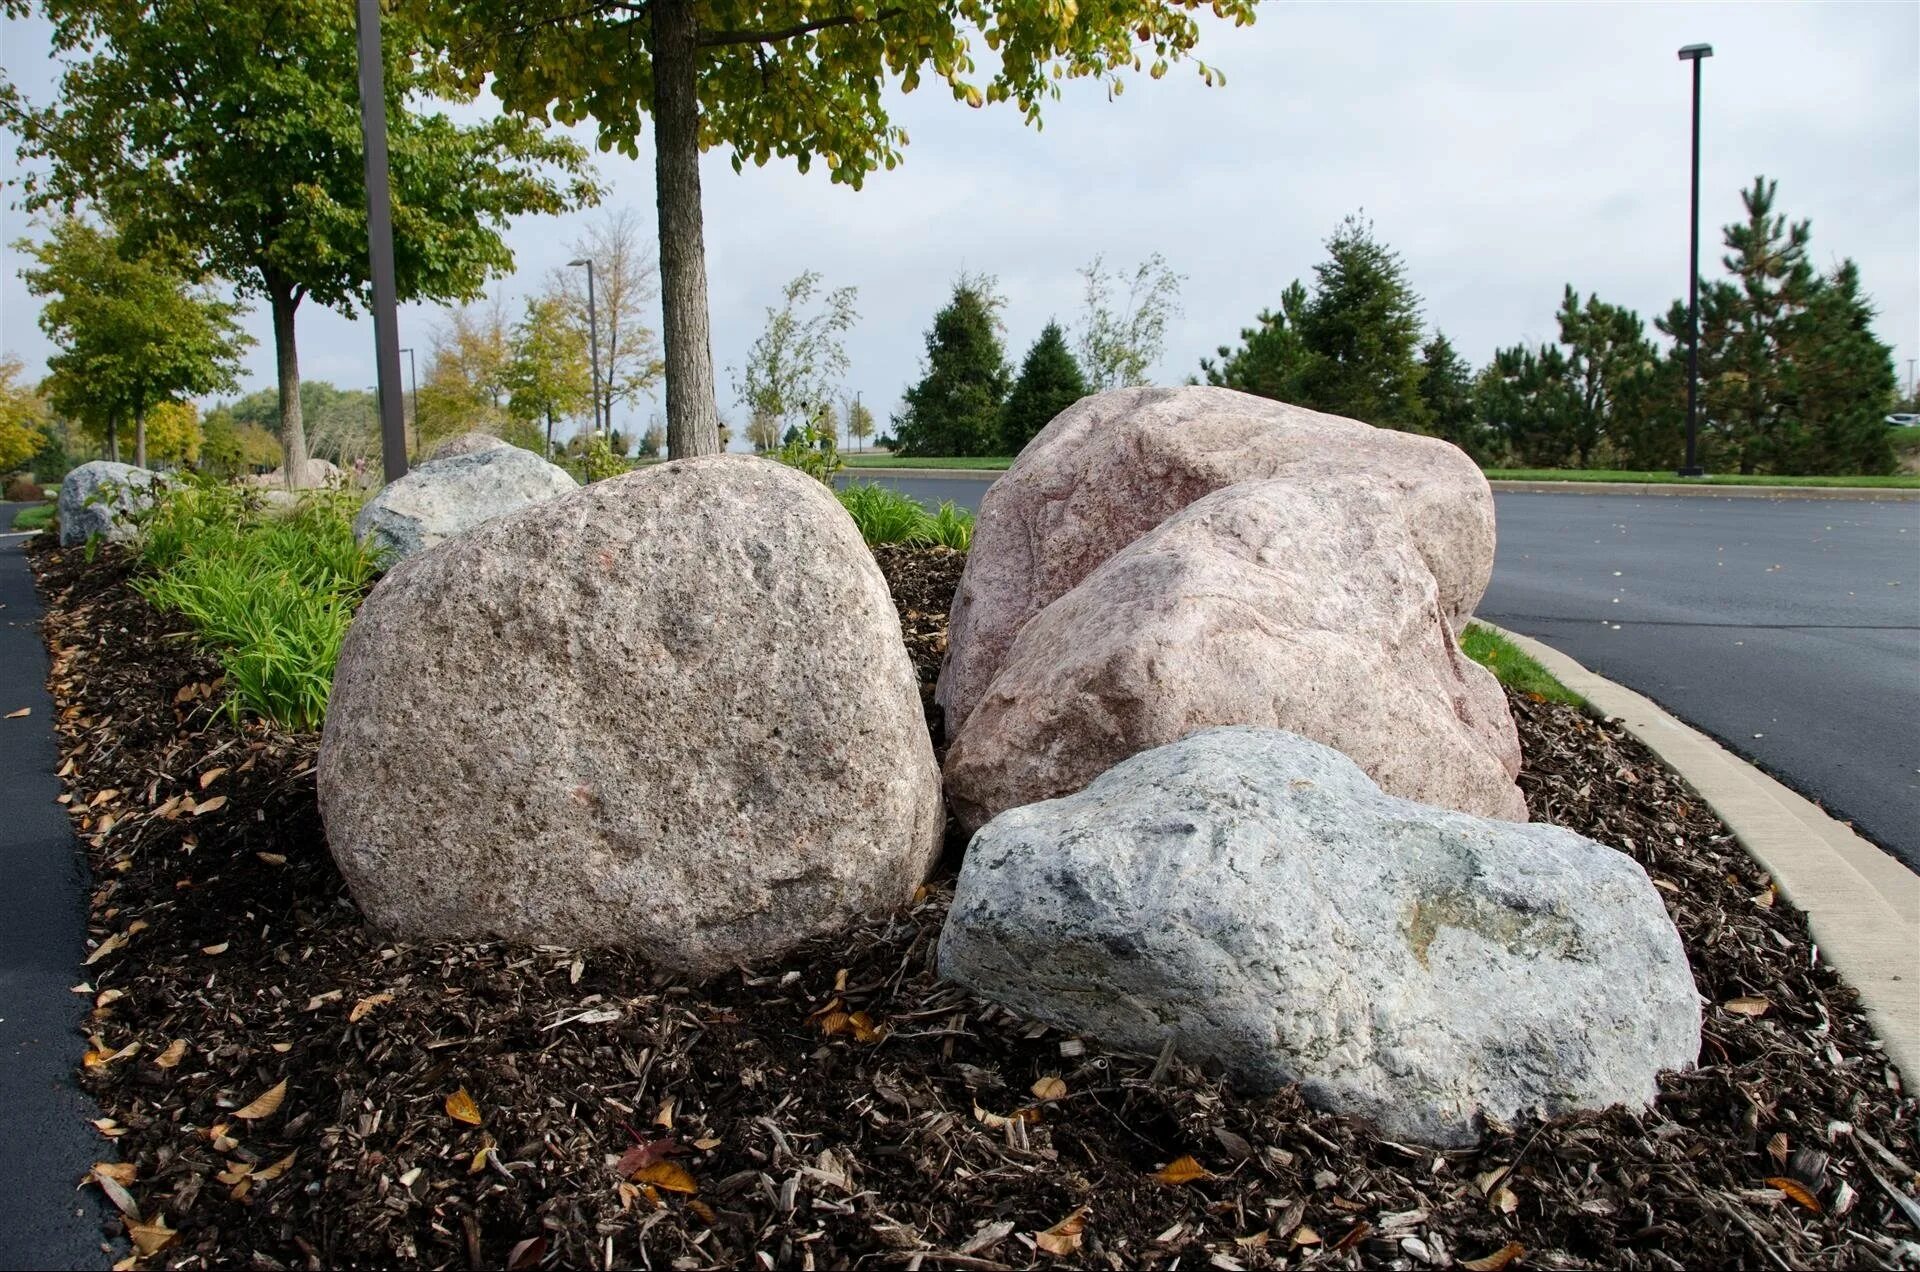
[29,536,1919,1270]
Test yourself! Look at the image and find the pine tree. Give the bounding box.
[1416,332,1485,460]
[1294,215,1429,429]
[1199,281,1310,402]
[1556,286,1661,469]
[1476,343,1579,466]
[891,277,1010,457]
[1001,322,1088,453]
[1785,260,1897,475]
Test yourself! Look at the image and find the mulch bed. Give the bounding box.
[27,535,1920,1271]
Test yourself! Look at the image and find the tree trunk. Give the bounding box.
[545,408,554,459]
[134,401,148,469]
[106,415,119,463]
[651,0,722,458]
[268,281,310,487]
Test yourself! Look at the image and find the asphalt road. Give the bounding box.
[0,506,108,1268]
[844,474,1920,873]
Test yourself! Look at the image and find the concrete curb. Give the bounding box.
[1487,479,1918,501]
[1484,624,1920,1081]
[841,468,1919,500]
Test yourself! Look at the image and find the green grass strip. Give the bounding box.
[1460,623,1584,707]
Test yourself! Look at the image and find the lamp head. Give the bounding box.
[1678,43,1713,61]
[567,257,590,267]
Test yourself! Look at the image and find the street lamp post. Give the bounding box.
[1678,42,1713,478]
[568,257,605,447]
[353,0,408,483]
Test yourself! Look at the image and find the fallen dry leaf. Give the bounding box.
[192,794,227,816]
[255,851,286,866]
[155,1039,187,1069]
[1723,995,1771,1017]
[348,992,393,1023]
[1030,1075,1068,1101]
[198,766,226,789]
[1490,1184,1521,1214]
[1460,1242,1527,1272]
[93,1161,138,1186]
[1035,1207,1088,1257]
[253,1152,296,1183]
[1291,1224,1322,1247]
[616,1136,684,1178]
[1151,1154,1213,1186]
[126,1216,177,1258]
[506,1235,547,1271]
[5,706,30,719]
[83,930,129,966]
[233,1078,287,1120]
[93,1171,140,1221]
[201,941,229,956]
[1767,1176,1824,1213]
[633,1160,697,1195]
[446,1087,483,1125]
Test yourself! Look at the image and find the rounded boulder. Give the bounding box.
[318,455,944,973]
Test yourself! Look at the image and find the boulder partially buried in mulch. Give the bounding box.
[351,443,577,561]
[319,456,943,973]
[937,386,1496,735]
[941,726,1700,1146]
[942,478,1524,830]
[56,459,163,547]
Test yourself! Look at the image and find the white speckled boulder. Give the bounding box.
[319,456,944,974]
[937,386,1495,735]
[57,461,164,547]
[943,478,1523,830]
[428,430,510,461]
[353,444,578,562]
[940,727,1701,1147]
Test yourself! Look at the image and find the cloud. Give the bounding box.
[3,0,1915,446]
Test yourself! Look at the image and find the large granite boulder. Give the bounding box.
[353,444,578,562]
[940,727,1700,1146]
[943,478,1523,829]
[245,457,343,490]
[319,456,944,974]
[57,460,164,547]
[428,430,510,461]
[937,387,1495,734]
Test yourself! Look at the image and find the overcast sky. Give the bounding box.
[3,2,1916,449]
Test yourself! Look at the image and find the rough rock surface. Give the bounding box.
[319,455,944,974]
[937,386,1495,734]
[353,444,578,562]
[244,457,343,490]
[940,727,1700,1147]
[428,430,510,461]
[943,478,1523,829]
[57,460,163,547]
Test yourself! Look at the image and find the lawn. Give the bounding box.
[10,502,56,531]
[1461,622,1584,707]
[841,454,1920,487]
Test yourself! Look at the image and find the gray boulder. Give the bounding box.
[428,430,510,461]
[244,457,343,490]
[939,727,1700,1146]
[353,444,578,562]
[57,461,164,547]
[319,455,944,975]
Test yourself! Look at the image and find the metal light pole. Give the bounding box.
[1678,42,1713,478]
[398,345,418,453]
[354,0,408,483]
[568,257,605,446]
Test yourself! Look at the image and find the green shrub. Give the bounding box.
[775,417,845,486]
[918,500,974,551]
[132,479,384,732]
[836,482,929,545]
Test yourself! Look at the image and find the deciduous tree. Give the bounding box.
[415,0,1260,458]
[551,209,665,440]
[506,293,593,457]
[416,301,513,454]
[735,270,859,442]
[7,0,597,483]
[0,355,51,473]
[844,395,876,453]
[1075,253,1182,391]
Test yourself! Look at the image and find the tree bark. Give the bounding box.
[268,279,310,487]
[651,0,722,458]
[134,400,147,470]
[106,416,119,463]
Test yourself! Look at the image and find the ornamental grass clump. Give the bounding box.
[835,482,976,550]
[132,479,384,732]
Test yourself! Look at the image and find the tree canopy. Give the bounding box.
[6,0,598,480]
[892,276,1010,458]
[1002,321,1088,452]
[736,270,859,443]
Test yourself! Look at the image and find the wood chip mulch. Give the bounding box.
[26,534,1920,1271]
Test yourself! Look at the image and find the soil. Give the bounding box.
[27,536,1920,1272]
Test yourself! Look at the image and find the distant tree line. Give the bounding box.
[1200,178,1898,476]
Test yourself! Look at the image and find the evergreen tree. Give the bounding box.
[1786,260,1897,475]
[1001,322,1088,452]
[892,276,1010,457]
[1199,281,1310,402]
[1416,332,1485,460]
[1556,286,1660,469]
[1476,343,1578,467]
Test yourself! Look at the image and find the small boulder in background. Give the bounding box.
[353,444,578,562]
[319,455,944,975]
[244,456,343,490]
[428,431,511,461]
[57,460,164,547]
[940,726,1700,1147]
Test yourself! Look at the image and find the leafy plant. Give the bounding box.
[775,414,845,487]
[834,482,975,550]
[918,500,975,551]
[568,434,633,484]
[130,478,384,731]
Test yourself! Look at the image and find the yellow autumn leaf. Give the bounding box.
[84,930,129,966]
[1030,1075,1068,1101]
[155,1039,187,1069]
[126,1215,177,1257]
[1766,1176,1823,1212]
[1035,1207,1088,1256]
[1151,1154,1213,1185]
[349,992,393,1023]
[233,1078,287,1120]
[1723,996,1771,1017]
[254,1152,296,1183]
[446,1087,483,1125]
[1460,1242,1526,1272]
[633,1160,698,1195]
[93,1160,138,1186]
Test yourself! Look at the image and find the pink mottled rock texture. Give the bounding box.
[936,387,1497,736]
